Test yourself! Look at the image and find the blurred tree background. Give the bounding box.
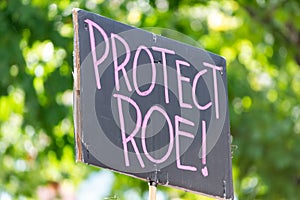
[1,0,300,199]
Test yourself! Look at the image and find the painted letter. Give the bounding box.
[201,120,208,177]
[111,33,132,92]
[152,46,175,104]
[175,115,197,171]
[85,19,109,90]
[113,94,145,168]
[192,69,212,110]
[141,106,174,164]
[133,45,156,96]
[203,62,223,119]
[176,60,192,109]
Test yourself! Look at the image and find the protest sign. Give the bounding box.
[73,9,233,199]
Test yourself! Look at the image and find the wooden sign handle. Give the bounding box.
[148,181,157,200]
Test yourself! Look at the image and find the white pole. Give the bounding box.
[148,182,157,200]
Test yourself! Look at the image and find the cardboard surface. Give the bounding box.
[73,9,233,199]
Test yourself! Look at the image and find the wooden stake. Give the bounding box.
[148,181,157,200]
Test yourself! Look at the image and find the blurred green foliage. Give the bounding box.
[0,0,300,199]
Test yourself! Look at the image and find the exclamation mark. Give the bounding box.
[201,120,208,177]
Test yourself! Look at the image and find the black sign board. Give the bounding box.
[73,9,233,199]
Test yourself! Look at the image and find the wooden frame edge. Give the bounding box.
[72,8,83,162]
